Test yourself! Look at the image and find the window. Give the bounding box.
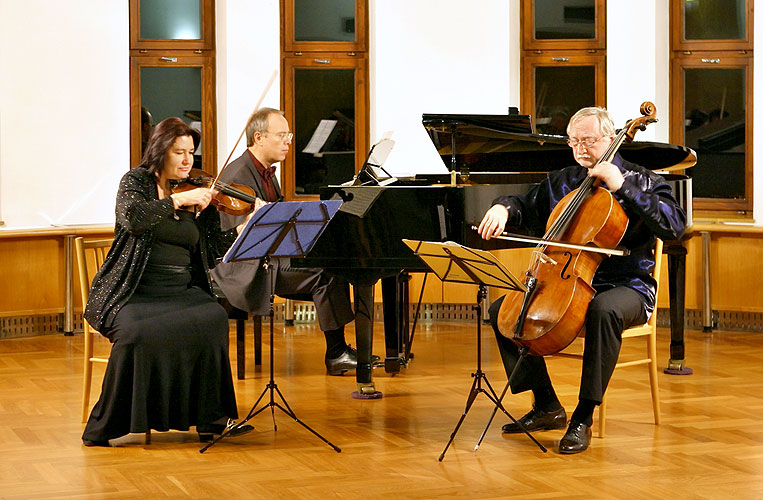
[521,0,607,133]
[129,0,216,171]
[280,0,369,199]
[670,0,753,214]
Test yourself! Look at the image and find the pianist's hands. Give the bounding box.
[478,204,509,240]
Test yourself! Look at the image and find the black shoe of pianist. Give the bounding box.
[197,420,254,442]
[325,345,380,376]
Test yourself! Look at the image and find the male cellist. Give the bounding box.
[477,106,686,454]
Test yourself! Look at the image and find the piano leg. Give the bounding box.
[382,273,411,373]
[352,283,383,399]
[665,241,693,375]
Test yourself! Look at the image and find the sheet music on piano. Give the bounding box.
[344,134,397,187]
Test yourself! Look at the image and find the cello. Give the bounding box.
[495,102,657,357]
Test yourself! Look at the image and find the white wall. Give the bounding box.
[0,0,129,228]
[607,2,662,142]
[216,0,281,175]
[370,0,513,176]
[0,0,760,229]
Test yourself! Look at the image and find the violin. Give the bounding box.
[169,168,257,216]
[495,102,657,357]
[170,71,279,217]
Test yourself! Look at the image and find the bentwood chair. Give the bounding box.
[555,238,663,437]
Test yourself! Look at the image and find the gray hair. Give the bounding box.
[245,107,285,147]
[567,106,616,137]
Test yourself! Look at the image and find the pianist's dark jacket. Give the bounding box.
[492,153,686,317]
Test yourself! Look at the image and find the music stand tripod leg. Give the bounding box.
[439,285,519,460]
[201,256,342,453]
[474,346,547,452]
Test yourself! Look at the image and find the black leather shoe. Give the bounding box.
[197,420,254,442]
[559,421,592,454]
[501,406,567,434]
[325,345,380,376]
[325,345,358,376]
[82,439,110,447]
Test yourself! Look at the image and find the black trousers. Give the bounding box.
[489,286,648,405]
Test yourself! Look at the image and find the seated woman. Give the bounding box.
[82,117,253,446]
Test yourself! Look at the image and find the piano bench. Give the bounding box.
[226,306,263,380]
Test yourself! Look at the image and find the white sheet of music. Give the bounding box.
[302,119,337,154]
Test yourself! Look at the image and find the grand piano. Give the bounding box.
[297,112,695,397]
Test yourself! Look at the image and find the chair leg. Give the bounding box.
[647,333,661,425]
[598,394,607,438]
[253,316,262,366]
[145,429,151,445]
[81,329,94,423]
[236,319,246,380]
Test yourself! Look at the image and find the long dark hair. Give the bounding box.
[141,117,201,176]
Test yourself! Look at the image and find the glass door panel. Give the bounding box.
[293,68,356,195]
[294,0,356,42]
[683,67,746,200]
[283,0,367,52]
[534,66,596,135]
[534,0,596,40]
[523,0,605,50]
[140,0,202,40]
[684,0,745,40]
[130,55,215,170]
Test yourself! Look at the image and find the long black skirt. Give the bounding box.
[82,277,238,442]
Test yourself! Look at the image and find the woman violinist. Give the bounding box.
[477,107,686,454]
[82,117,254,446]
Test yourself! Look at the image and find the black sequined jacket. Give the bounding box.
[492,154,686,315]
[83,167,237,333]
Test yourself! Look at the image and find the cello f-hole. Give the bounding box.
[560,251,573,279]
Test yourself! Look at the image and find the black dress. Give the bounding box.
[82,210,238,442]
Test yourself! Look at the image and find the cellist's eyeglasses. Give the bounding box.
[567,136,606,148]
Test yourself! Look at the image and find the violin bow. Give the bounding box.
[213,69,279,185]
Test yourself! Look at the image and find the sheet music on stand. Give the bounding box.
[223,200,342,263]
[403,239,545,460]
[402,240,528,292]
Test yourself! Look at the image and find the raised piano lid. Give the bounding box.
[422,113,697,174]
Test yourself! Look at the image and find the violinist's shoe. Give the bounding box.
[197,419,254,443]
[558,421,592,454]
[501,405,567,434]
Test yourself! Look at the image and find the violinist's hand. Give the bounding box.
[478,204,509,240]
[587,161,624,192]
[253,197,268,213]
[236,210,256,234]
[171,187,216,211]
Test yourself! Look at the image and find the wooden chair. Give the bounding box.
[555,238,663,437]
[75,237,113,424]
[77,236,154,444]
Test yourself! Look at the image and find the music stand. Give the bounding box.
[200,200,343,453]
[402,240,548,460]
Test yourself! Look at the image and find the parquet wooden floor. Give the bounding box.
[1,320,762,499]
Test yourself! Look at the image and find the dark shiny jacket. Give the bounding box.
[83,167,237,333]
[492,154,686,314]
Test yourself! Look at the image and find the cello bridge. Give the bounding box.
[532,249,557,266]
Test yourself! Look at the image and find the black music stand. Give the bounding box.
[402,240,548,460]
[200,200,343,453]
